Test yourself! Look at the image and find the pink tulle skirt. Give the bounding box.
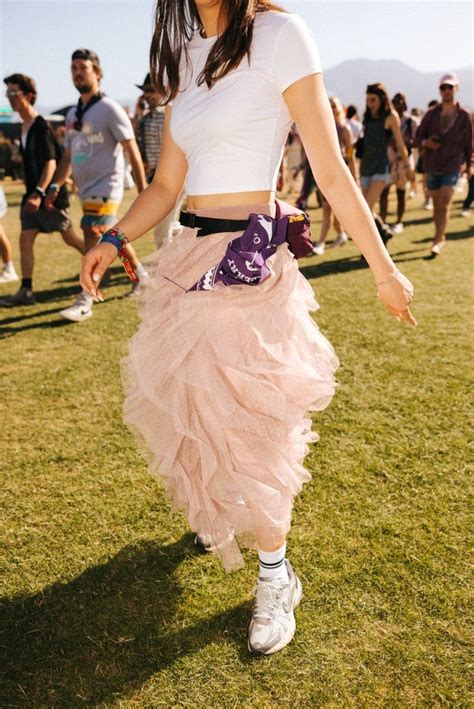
[121,203,339,571]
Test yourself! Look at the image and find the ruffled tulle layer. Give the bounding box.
[121,206,339,571]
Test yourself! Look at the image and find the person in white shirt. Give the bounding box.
[81,0,415,656]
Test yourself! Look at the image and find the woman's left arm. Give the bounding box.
[284,73,416,326]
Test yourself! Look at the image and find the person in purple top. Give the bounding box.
[415,74,472,256]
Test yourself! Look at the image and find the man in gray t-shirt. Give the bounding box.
[46,48,148,322]
[64,95,134,203]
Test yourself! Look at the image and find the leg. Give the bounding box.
[319,198,332,244]
[462,176,474,210]
[432,185,455,245]
[1,227,38,304]
[61,225,85,255]
[379,184,390,222]
[0,221,13,264]
[19,228,40,280]
[396,186,406,224]
[0,220,19,284]
[363,180,389,212]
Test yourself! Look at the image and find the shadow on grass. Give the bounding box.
[413,228,473,244]
[0,284,135,338]
[53,264,125,285]
[0,535,253,706]
[300,255,368,280]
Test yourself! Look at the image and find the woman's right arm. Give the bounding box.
[81,106,188,296]
[113,107,187,239]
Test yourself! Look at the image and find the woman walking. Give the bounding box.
[359,83,415,213]
[81,0,415,656]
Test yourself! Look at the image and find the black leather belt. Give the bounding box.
[179,211,250,237]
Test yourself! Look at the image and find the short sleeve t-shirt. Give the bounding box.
[20,115,69,209]
[170,10,322,195]
[65,96,134,201]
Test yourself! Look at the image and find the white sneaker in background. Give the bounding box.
[423,198,433,211]
[431,240,446,256]
[248,559,303,655]
[330,231,348,248]
[0,266,19,284]
[409,190,417,200]
[171,221,182,235]
[59,292,93,322]
[393,223,404,234]
[461,209,471,218]
[312,242,325,256]
[127,269,150,297]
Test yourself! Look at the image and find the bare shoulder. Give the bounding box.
[385,111,400,128]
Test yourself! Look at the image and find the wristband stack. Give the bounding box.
[98,226,139,283]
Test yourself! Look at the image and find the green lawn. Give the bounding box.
[0,182,472,707]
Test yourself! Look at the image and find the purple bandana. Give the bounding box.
[188,213,289,292]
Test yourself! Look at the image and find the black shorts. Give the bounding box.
[21,206,71,233]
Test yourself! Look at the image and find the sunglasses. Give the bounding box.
[440,84,455,90]
[5,90,23,98]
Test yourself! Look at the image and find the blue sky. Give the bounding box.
[1,0,472,110]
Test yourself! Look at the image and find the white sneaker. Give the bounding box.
[461,209,471,218]
[127,270,150,297]
[409,191,417,200]
[330,231,348,248]
[431,240,446,256]
[0,267,19,284]
[423,198,433,211]
[312,242,325,256]
[59,293,93,322]
[393,223,404,234]
[248,559,303,655]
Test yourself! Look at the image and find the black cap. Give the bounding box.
[135,73,153,91]
[71,48,101,66]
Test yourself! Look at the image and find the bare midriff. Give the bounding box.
[186,190,275,209]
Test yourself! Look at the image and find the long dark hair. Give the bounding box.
[150,0,283,104]
[363,82,393,124]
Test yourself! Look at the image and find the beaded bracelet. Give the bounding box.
[98,226,139,283]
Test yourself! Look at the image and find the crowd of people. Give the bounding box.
[281,77,472,257]
[0,54,472,322]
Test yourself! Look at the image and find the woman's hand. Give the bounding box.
[80,242,118,300]
[376,269,417,326]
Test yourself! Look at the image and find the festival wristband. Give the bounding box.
[34,186,46,197]
[48,183,60,193]
[98,226,139,283]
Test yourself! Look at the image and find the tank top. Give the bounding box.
[361,115,391,177]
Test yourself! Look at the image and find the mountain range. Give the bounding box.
[35,59,474,117]
[323,59,473,114]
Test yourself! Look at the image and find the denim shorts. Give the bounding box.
[360,172,392,189]
[426,172,460,190]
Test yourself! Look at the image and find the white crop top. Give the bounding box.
[170,10,322,195]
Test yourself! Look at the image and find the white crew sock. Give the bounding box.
[80,288,93,307]
[135,262,149,280]
[5,261,16,273]
[258,543,289,582]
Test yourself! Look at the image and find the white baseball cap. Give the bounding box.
[439,73,459,87]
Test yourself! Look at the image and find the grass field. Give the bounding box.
[0,181,472,707]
